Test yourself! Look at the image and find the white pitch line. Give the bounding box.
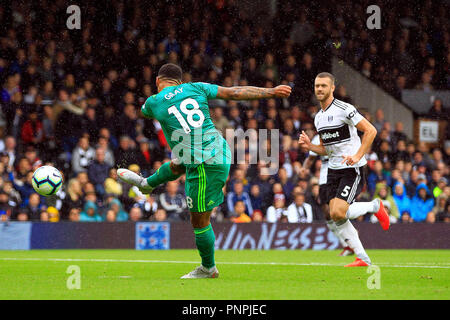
[0,257,449,269]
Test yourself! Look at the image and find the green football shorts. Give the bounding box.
[185,162,230,213]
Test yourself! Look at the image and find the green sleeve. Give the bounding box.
[141,96,156,118]
[193,82,218,99]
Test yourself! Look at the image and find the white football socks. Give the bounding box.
[335,219,371,264]
[326,220,348,247]
[346,199,378,220]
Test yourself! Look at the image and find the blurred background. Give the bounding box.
[0,0,448,226]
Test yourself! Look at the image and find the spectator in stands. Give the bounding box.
[39,210,49,222]
[45,206,60,222]
[229,168,250,193]
[372,183,399,223]
[377,140,394,164]
[392,181,411,221]
[118,104,138,140]
[410,183,435,223]
[392,75,407,100]
[373,109,386,133]
[266,193,288,223]
[14,208,30,221]
[392,122,408,147]
[432,194,448,222]
[431,148,445,169]
[96,136,115,167]
[68,207,81,222]
[159,180,187,221]
[277,167,295,202]
[227,181,253,217]
[21,107,43,148]
[105,209,117,222]
[415,71,434,92]
[289,12,314,47]
[393,140,410,163]
[334,85,353,104]
[436,198,450,222]
[61,178,83,220]
[23,193,45,221]
[9,169,35,202]
[135,140,153,176]
[82,107,99,141]
[129,206,143,222]
[433,177,448,198]
[104,168,123,197]
[1,136,16,168]
[115,135,139,168]
[426,98,449,120]
[211,107,231,136]
[24,147,41,171]
[87,148,110,197]
[367,160,391,195]
[230,201,252,223]
[79,200,102,222]
[0,188,14,220]
[71,136,95,175]
[286,192,313,223]
[107,198,129,222]
[249,184,262,212]
[0,210,8,221]
[151,208,167,222]
[2,180,20,207]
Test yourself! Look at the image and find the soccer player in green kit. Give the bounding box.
[118,63,291,278]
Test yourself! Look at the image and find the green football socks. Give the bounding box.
[146,161,182,188]
[194,224,216,269]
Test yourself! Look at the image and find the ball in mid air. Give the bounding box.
[32,166,63,196]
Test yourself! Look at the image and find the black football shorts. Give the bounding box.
[321,166,367,205]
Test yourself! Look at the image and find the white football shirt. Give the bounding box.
[313,98,367,170]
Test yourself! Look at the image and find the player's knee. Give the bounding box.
[330,209,346,221]
[190,211,211,229]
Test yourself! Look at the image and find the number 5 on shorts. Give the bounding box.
[341,185,351,197]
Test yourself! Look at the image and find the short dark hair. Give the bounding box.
[316,72,335,85]
[158,63,182,83]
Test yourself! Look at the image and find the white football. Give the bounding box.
[32,166,63,196]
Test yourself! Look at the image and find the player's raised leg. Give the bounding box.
[346,198,390,230]
[330,198,371,266]
[117,160,185,194]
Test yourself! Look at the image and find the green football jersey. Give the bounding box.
[141,82,231,168]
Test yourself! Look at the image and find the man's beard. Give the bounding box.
[315,91,330,102]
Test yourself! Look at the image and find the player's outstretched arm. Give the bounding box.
[216,85,291,100]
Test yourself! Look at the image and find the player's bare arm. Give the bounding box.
[341,118,377,166]
[302,154,316,170]
[301,154,316,175]
[216,85,291,100]
[299,130,327,156]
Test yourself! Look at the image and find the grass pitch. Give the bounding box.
[0,249,448,300]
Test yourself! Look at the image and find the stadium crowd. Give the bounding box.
[0,0,449,223]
